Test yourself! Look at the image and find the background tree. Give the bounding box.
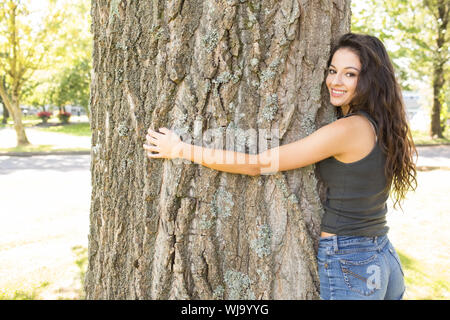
[49,57,91,115]
[86,0,350,299]
[0,0,64,146]
[425,0,449,137]
[352,0,450,138]
[25,0,92,117]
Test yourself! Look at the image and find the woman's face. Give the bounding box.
[326,48,361,110]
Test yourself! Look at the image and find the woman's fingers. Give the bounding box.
[144,144,162,158]
[145,127,178,160]
[147,128,164,138]
[146,134,158,145]
[147,152,162,158]
[143,144,160,152]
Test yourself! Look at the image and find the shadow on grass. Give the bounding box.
[398,250,449,300]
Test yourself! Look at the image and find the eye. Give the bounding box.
[328,68,336,74]
[346,72,356,77]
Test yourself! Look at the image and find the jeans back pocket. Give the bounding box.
[339,254,382,296]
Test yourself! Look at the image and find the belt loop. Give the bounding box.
[332,236,338,253]
[373,236,377,243]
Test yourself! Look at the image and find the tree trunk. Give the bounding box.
[430,62,445,138]
[0,84,30,146]
[429,0,448,139]
[86,0,350,300]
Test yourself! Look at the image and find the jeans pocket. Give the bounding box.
[339,253,382,296]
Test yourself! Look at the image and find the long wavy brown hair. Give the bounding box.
[328,33,417,209]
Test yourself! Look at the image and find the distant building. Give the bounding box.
[65,105,86,116]
[402,91,429,131]
[402,91,421,120]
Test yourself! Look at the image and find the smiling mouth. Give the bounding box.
[331,89,347,96]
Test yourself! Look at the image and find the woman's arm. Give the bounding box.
[143,127,261,176]
[144,116,361,176]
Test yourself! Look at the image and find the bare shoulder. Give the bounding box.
[332,114,377,162]
[331,114,375,136]
[258,113,376,173]
[319,114,364,136]
[346,114,376,138]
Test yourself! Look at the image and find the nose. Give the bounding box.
[331,73,343,86]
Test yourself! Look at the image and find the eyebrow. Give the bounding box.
[329,64,360,72]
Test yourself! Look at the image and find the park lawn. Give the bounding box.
[35,122,92,137]
[1,116,91,137]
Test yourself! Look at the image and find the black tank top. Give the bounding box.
[317,110,390,236]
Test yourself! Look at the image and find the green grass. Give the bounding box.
[1,115,91,153]
[35,122,91,137]
[1,115,91,136]
[412,128,450,146]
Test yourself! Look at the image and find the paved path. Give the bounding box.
[0,155,90,299]
[415,145,450,168]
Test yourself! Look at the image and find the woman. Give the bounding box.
[143,33,417,300]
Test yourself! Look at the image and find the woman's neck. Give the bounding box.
[341,105,350,116]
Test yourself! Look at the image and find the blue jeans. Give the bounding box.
[317,234,405,300]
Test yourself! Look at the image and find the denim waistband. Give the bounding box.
[319,234,389,254]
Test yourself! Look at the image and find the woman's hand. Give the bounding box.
[143,127,183,160]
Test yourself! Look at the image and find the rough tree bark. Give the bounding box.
[86,0,350,299]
